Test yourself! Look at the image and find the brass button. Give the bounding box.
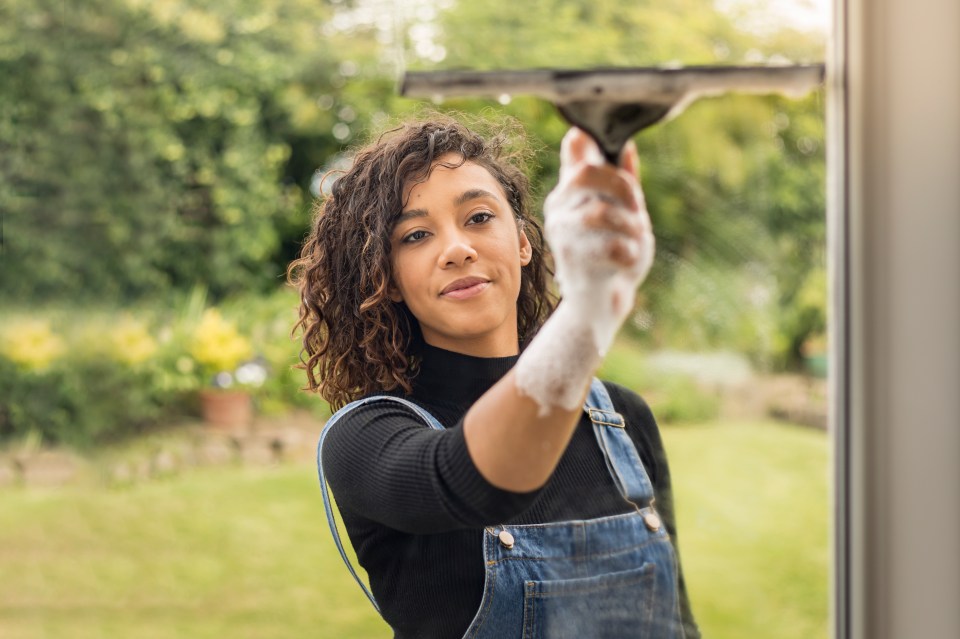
[498,530,515,549]
[643,511,662,532]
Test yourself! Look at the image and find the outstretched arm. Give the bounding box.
[463,128,655,492]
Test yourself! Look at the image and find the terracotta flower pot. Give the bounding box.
[199,389,253,429]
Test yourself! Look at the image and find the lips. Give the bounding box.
[440,276,490,298]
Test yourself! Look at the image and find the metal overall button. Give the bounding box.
[643,510,662,531]
[498,529,515,549]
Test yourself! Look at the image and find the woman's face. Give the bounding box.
[389,154,533,357]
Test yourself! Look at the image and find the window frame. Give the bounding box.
[829,1,960,637]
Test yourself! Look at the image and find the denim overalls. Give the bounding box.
[318,379,686,638]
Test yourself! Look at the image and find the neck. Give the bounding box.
[422,332,520,358]
[412,343,520,407]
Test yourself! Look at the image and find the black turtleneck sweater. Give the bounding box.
[321,344,700,639]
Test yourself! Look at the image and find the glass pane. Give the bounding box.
[374,1,832,637]
[0,1,830,637]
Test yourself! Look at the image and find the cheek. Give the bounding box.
[390,252,427,301]
[496,234,527,275]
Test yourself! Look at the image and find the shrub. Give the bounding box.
[643,375,722,424]
[0,289,325,447]
[600,336,722,424]
[0,353,184,448]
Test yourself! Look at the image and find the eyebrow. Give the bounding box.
[455,188,502,207]
[393,188,503,227]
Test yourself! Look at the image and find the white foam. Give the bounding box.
[514,306,602,416]
[514,136,654,416]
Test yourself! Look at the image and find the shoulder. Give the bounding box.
[320,394,441,462]
[330,393,436,429]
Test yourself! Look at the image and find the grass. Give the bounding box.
[664,420,829,639]
[0,419,827,638]
[0,466,391,639]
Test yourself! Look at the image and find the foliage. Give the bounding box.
[599,334,722,423]
[427,0,827,368]
[647,375,723,424]
[639,255,784,367]
[1,0,829,369]
[0,352,177,448]
[0,0,357,302]
[779,264,828,364]
[0,289,321,447]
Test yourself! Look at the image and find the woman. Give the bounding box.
[290,114,700,638]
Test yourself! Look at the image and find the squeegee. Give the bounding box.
[401,64,825,164]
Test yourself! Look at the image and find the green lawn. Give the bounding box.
[0,420,827,638]
[0,466,392,639]
[664,421,829,639]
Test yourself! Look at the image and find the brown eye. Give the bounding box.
[401,230,430,244]
[468,211,495,225]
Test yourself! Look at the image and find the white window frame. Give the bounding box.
[829,1,960,637]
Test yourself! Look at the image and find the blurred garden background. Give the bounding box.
[1,0,829,637]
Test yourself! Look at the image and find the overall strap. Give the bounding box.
[317,396,445,613]
[584,379,656,508]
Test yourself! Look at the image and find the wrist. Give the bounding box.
[514,306,603,417]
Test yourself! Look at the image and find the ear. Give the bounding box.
[518,230,533,266]
[387,280,403,303]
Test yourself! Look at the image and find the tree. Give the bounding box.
[0,0,350,302]
[424,0,827,366]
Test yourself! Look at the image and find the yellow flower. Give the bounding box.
[0,318,66,370]
[110,317,158,366]
[190,309,252,374]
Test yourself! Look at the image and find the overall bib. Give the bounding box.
[318,379,686,639]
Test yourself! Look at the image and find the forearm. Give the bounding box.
[463,305,601,492]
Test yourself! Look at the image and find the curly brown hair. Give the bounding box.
[287,113,557,410]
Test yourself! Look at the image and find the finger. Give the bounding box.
[618,139,639,176]
[583,203,645,239]
[567,164,640,211]
[607,238,642,267]
[617,140,647,210]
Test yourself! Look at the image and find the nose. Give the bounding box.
[437,232,479,268]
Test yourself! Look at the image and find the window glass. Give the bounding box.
[365,1,830,636]
[0,1,830,637]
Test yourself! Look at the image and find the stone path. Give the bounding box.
[0,410,324,489]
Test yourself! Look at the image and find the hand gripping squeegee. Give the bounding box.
[401,64,826,164]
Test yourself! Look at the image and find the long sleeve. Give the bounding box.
[321,399,541,534]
